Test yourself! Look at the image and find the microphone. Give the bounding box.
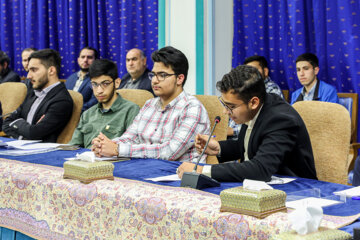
[180,116,221,189]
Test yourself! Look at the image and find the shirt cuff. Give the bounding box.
[118,143,131,157]
[202,165,212,178]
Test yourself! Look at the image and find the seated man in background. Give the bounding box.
[291,53,339,104]
[177,65,317,182]
[228,55,284,140]
[2,49,73,142]
[0,51,21,84]
[119,48,154,95]
[69,59,139,148]
[92,46,210,162]
[66,46,98,111]
[21,47,37,89]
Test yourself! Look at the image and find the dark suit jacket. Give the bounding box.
[119,69,154,96]
[2,83,73,142]
[0,69,21,83]
[65,72,97,111]
[212,93,317,182]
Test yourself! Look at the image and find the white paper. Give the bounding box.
[145,174,181,182]
[12,143,60,150]
[333,186,360,197]
[243,179,273,190]
[266,176,296,185]
[0,148,57,156]
[286,197,342,209]
[5,140,42,148]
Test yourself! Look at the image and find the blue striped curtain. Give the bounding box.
[0,0,158,78]
[232,0,360,93]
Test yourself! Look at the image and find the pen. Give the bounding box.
[190,135,216,142]
[352,196,360,200]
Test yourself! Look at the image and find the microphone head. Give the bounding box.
[214,116,221,123]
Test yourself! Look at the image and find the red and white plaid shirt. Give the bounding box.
[113,91,210,162]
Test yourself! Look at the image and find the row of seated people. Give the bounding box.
[1,47,154,113]
[1,46,357,186]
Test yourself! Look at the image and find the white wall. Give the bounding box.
[166,0,196,94]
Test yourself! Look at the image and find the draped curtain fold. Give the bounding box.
[232,0,360,93]
[0,0,158,78]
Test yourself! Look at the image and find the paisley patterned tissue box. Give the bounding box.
[63,160,114,184]
[220,186,287,218]
[272,227,352,240]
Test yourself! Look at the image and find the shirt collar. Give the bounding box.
[301,80,317,97]
[154,91,186,111]
[34,81,61,98]
[77,71,89,80]
[244,104,263,129]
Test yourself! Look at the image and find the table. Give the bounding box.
[0,138,359,239]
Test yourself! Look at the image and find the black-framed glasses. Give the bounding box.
[218,96,245,114]
[148,72,177,81]
[90,80,114,89]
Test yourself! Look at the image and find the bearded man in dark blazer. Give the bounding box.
[3,49,73,142]
[178,65,317,182]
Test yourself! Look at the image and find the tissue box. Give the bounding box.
[220,186,287,218]
[272,227,352,240]
[63,160,114,184]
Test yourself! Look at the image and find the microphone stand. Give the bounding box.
[180,117,221,189]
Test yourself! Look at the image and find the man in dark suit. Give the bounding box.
[65,47,98,111]
[119,48,154,95]
[177,65,317,182]
[2,49,73,142]
[0,51,21,84]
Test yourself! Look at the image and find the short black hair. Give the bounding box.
[296,53,319,68]
[80,46,99,59]
[151,46,189,86]
[89,59,118,80]
[22,48,38,54]
[28,49,61,76]
[0,51,10,65]
[216,65,266,104]
[244,55,268,69]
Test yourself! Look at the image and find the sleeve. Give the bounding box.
[2,103,25,138]
[9,98,73,140]
[212,115,300,182]
[116,102,210,161]
[124,104,140,130]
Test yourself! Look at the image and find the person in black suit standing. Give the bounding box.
[177,65,317,182]
[2,49,73,142]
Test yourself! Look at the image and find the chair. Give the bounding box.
[0,82,28,136]
[116,89,154,108]
[195,95,229,164]
[56,90,83,144]
[282,90,289,103]
[0,82,27,117]
[337,93,359,175]
[293,101,351,184]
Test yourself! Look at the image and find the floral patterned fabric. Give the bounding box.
[0,158,359,240]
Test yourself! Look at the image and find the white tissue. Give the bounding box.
[75,152,96,162]
[243,179,273,191]
[288,204,323,235]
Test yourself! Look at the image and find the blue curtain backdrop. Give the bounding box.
[0,0,158,78]
[232,0,360,138]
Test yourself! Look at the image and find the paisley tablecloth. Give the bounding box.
[1,158,359,240]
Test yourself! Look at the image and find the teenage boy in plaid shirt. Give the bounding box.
[91,46,210,162]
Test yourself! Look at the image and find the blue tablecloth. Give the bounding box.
[0,137,359,236]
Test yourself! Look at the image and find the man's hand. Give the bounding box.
[177,162,203,179]
[195,134,220,156]
[91,132,118,157]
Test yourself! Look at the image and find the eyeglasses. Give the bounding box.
[148,72,177,81]
[218,96,246,114]
[90,80,114,89]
